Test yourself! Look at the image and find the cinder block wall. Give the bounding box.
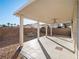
[40,27,71,37]
[52,28,71,37]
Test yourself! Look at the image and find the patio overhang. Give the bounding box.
[14,0,78,58]
[15,0,75,24]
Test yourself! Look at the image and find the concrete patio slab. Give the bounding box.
[20,36,75,59]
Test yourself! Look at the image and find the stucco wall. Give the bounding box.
[77,0,79,50]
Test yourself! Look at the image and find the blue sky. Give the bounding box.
[0,0,37,25]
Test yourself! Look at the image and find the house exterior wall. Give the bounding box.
[77,1,79,59]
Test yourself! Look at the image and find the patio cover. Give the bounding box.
[15,0,75,24]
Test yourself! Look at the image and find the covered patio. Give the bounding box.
[21,36,75,59]
[14,0,78,59]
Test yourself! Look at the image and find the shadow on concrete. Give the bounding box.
[46,37,75,53]
[38,39,51,59]
[11,46,23,59]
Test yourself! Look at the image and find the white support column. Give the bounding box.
[19,16,24,46]
[45,24,48,37]
[50,25,52,36]
[73,16,78,59]
[72,0,77,59]
[37,21,40,39]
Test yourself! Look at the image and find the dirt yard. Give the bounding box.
[0,27,38,59]
[0,27,71,59]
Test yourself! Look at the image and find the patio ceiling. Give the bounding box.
[15,0,75,24]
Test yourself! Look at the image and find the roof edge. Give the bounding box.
[13,0,36,16]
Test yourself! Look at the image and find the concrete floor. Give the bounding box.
[47,36,74,52]
[20,36,75,59]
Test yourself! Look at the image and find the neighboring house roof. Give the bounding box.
[24,23,45,28]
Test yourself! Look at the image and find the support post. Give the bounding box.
[72,0,77,59]
[45,24,48,37]
[19,16,24,46]
[37,21,40,39]
[72,15,78,59]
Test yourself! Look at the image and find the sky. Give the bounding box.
[0,0,37,25]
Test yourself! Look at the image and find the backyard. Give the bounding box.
[0,26,71,59]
